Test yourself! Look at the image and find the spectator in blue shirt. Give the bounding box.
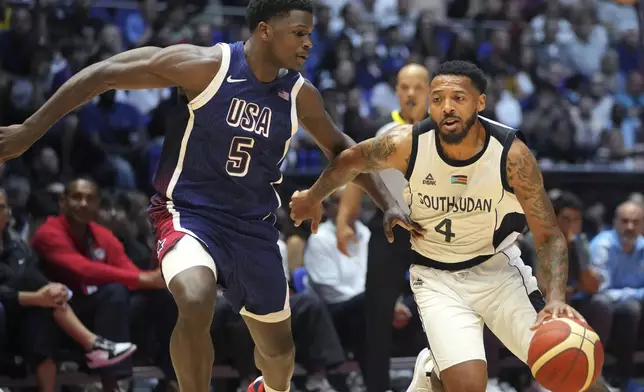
[589,200,644,389]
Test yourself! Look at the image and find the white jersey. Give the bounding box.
[404,116,527,270]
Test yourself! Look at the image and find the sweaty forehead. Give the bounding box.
[271,10,314,29]
[430,75,477,94]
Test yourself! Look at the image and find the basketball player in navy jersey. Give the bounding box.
[0,1,418,392]
[290,61,610,392]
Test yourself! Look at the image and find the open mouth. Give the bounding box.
[405,100,417,108]
[296,55,308,63]
[443,118,459,126]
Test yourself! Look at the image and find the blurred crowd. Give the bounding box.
[0,0,643,392]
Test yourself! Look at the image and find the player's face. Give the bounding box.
[62,180,99,225]
[396,74,430,118]
[429,75,486,145]
[264,10,314,71]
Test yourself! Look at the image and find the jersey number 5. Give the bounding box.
[434,218,456,242]
[226,136,255,177]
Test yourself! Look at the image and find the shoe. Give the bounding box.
[86,336,137,369]
[486,378,504,392]
[248,376,265,392]
[407,348,433,392]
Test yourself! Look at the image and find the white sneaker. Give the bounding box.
[407,348,434,392]
[86,336,137,369]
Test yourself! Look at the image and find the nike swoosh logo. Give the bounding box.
[227,76,247,83]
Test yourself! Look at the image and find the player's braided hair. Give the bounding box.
[434,60,488,94]
[246,0,314,31]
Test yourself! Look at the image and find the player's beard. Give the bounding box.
[438,111,478,145]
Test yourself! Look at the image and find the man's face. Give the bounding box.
[556,207,582,242]
[61,180,99,225]
[396,69,430,119]
[429,75,485,145]
[260,10,314,71]
[614,203,644,248]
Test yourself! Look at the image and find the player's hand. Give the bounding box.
[289,189,323,234]
[382,205,425,243]
[0,124,39,163]
[530,299,586,330]
[336,222,357,256]
[393,301,412,329]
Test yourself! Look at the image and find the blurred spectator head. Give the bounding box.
[552,192,584,242]
[416,10,436,37]
[491,29,511,53]
[361,32,378,59]
[545,1,562,19]
[589,72,608,98]
[314,3,331,28]
[194,23,213,47]
[430,61,487,145]
[536,83,557,110]
[600,49,619,75]
[571,9,594,42]
[578,94,594,118]
[551,115,575,151]
[543,18,559,43]
[334,36,353,62]
[626,71,643,96]
[340,2,362,29]
[483,0,504,17]
[60,178,99,226]
[334,60,355,89]
[396,63,430,120]
[10,7,31,37]
[613,200,644,250]
[5,176,31,215]
[99,24,124,54]
[397,0,411,14]
[520,46,536,71]
[99,191,137,239]
[0,188,9,232]
[32,147,60,178]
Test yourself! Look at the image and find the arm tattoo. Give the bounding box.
[310,133,401,202]
[360,133,397,171]
[507,146,568,301]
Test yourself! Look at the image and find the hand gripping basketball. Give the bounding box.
[528,318,604,392]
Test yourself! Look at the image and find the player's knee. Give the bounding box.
[169,266,217,323]
[261,342,295,369]
[440,360,487,392]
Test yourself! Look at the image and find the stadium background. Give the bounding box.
[0,0,643,391]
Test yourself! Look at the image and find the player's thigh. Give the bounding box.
[409,265,486,375]
[160,233,218,288]
[235,243,291,324]
[478,261,543,364]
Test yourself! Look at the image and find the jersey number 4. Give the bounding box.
[226,136,255,177]
[434,218,456,242]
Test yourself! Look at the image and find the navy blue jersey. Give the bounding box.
[152,41,304,240]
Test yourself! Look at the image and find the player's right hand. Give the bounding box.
[336,223,358,256]
[289,189,323,234]
[0,124,38,163]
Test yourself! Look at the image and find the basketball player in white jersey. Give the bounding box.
[289,61,610,392]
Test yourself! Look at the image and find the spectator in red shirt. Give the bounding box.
[31,177,168,389]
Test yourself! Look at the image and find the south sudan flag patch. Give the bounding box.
[451,175,468,185]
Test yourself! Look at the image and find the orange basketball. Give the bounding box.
[527,318,604,392]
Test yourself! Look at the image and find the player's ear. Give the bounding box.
[477,93,486,113]
[257,21,273,41]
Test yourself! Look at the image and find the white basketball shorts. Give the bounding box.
[410,244,544,374]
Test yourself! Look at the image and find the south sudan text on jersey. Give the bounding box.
[416,194,493,214]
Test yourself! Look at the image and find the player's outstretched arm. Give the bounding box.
[297,81,398,212]
[506,139,584,327]
[308,125,412,204]
[0,44,220,161]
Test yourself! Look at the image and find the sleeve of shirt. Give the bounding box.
[31,226,141,290]
[589,236,612,291]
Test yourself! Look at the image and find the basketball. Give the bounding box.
[528,318,604,392]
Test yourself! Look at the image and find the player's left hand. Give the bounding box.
[382,205,426,243]
[289,189,323,233]
[530,299,586,330]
